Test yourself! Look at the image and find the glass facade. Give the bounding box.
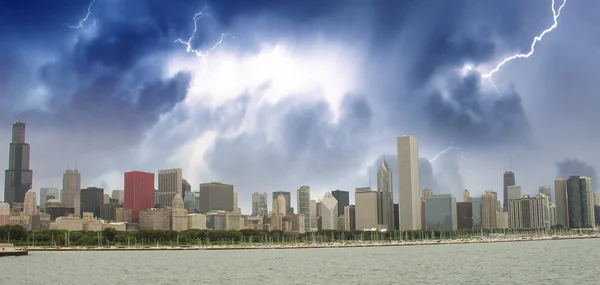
[424,194,456,230]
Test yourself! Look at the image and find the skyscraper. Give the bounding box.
[503,171,516,212]
[481,191,498,229]
[158,168,182,207]
[424,194,457,230]
[566,176,595,228]
[355,187,378,230]
[331,190,349,217]
[320,192,338,230]
[539,185,552,202]
[272,191,291,215]
[397,135,421,230]
[4,121,33,206]
[23,189,37,216]
[462,189,470,202]
[252,192,268,216]
[199,182,234,213]
[377,158,394,230]
[297,186,311,232]
[81,187,104,219]
[40,187,59,211]
[61,170,81,209]
[124,171,155,223]
[554,178,568,227]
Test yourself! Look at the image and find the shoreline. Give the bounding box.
[18,234,600,252]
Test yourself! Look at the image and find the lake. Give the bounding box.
[1,239,598,284]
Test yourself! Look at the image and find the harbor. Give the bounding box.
[0,244,28,257]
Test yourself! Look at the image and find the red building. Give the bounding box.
[124,171,155,223]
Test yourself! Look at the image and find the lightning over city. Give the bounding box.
[429,147,464,163]
[481,0,568,85]
[66,0,97,29]
[175,9,234,72]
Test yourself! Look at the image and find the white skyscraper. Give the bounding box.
[320,192,338,230]
[397,135,421,230]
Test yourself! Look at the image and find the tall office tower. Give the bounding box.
[103,194,110,204]
[566,176,595,228]
[182,179,192,195]
[171,194,188,232]
[40,187,59,211]
[539,185,552,202]
[507,185,522,201]
[463,189,470,202]
[331,190,349,217]
[199,182,234,213]
[320,192,338,230]
[158,168,182,207]
[456,202,473,229]
[272,191,291,215]
[481,191,498,229]
[124,171,155,223]
[273,194,286,216]
[424,194,457,230]
[252,192,268,216]
[554,178,568,227]
[111,190,124,205]
[23,189,37,216]
[503,171,516,212]
[376,158,394,230]
[397,135,421,230]
[81,187,104,219]
[297,186,311,232]
[61,170,81,208]
[344,205,356,231]
[355,187,378,230]
[309,200,317,230]
[4,121,33,206]
[471,197,482,228]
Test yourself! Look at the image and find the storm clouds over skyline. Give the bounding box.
[1,0,599,211]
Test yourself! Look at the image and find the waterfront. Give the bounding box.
[2,239,599,284]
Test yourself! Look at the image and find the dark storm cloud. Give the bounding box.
[556,158,597,182]
[205,95,373,192]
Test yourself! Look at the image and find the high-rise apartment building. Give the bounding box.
[481,191,498,229]
[61,170,81,209]
[344,205,356,231]
[80,187,104,219]
[157,168,183,207]
[376,158,394,230]
[355,187,378,230]
[199,182,234,213]
[4,121,33,206]
[320,192,338,230]
[471,197,482,228]
[508,194,551,230]
[539,185,552,202]
[40,187,59,211]
[273,195,286,216]
[566,176,595,228]
[252,192,268,216]
[397,135,421,230]
[297,186,311,232]
[331,190,349,217]
[124,171,155,223]
[424,194,457,230]
[554,178,568,227]
[272,191,291,215]
[507,185,522,201]
[456,202,473,229]
[503,171,516,212]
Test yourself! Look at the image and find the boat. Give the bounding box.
[0,244,28,257]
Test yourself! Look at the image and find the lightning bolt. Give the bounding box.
[66,0,97,29]
[481,0,567,87]
[429,147,465,163]
[175,9,234,72]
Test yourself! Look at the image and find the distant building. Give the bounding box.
[157,168,182,207]
[4,121,33,206]
[397,135,421,230]
[23,189,37,216]
[344,205,356,231]
[377,158,394,230]
[481,191,498,229]
[115,207,132,224]
[539,185,552,202]
[187,213,207,230]
[456,202,473,229]
[40,188,59,211]
[61,170,81,209]
[554,178,568,227]
[566,176,595,228]
[422,189,433,199]
[355,187,378,230]
[297,186,311,232]
[462,189,470,202]
[45,199,75,221]
[320,192,338,230]
[503,171,516,212]
[507,185,522,201]
[508,194,551,230]
[171,194,187,232]
[309,200,317,231]
[496,212,508,229]
[252,192,268,216]
[199,182,234,213]
[206,211,241,230]
[80,187,104,219]
[111,190,124,205]
[139,208,171,230]
[424,194,457,230]
[471,197,482,229]
[331,190,349,217]
[272,191,291,215]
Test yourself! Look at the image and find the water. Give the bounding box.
[1,239,599,284]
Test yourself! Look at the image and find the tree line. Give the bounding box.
[0,224,577,247]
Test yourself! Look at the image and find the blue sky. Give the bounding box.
[1,0,598,212]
